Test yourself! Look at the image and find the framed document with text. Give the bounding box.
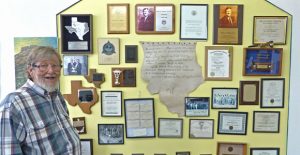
[253,111,280,133]
[158,118,183,138]
[253,16,288,45]
[101,91,122,117]
[205,46,233,80]
[239,81,259,105]
[250,148,280,155]
[218,111,248,135]
[80,139,93,155]
[107,4,130,34]
[261,78,285,108]
[180,4,208,40]
[189,119,214,139]
[60,14,93,54]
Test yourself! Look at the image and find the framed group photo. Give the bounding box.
[107,3,130,34]
[158,118,183,138]
[101,91,122,117]
[185,97,209,117]
[261,78,285,108]
[212,88,238,109]
[218,111,248,135]
[60,14,93,54]
[98,124,124,144]
[189,119,214,139]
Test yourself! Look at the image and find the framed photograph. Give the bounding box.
[60,14,92,54]
[124,98,155,138]
[253,16,288,45]
[253,111,280,133]
[158,118,183,138]
[261,78,285,108]
[136,4,175,34]
[243,48,283,76]
[189,119,214,139]
[250,148,280,155]
[63,55,88,76]
[107,3,130,34]
[98,124,124,144]
[213,4,244,45]
[101,91,122,117]
[112,68,136,87]
[205,46,233,80]
[98,38,120,65]
[239,81,259,105]
[185,97,209,117]
[125,45,138,63]
[180,4,208,40]
[80,139,93,155]
[73,117,86,134]
[78,89,94,103]
[217,142,247,155]
[211,88,238,109]
[176,152,190,155]
[218,111,248,135]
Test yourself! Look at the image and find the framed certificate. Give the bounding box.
[60,14,93,54]
[205,46,233,80]
[124,98,155,138]
[101,91,122,117]
[250,148,280,155]
[189,119,214,139]
[243,48,283,76]
[253,111,280,133]
[98,38,120,65]
[98,124,124,144]
[253,16,288,45]
[107,4,130,34]
[217,142,247,155]
[158,118,183,138]
[239,81,259,105]
[218,111,248,135]
[261,78,285,108]
[185,97,209,117]
[180,4,208,40]
[80,139,93,155]
[212,88,238,109]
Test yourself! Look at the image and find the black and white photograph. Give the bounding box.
[185,97,209,117]
[63,55,88,75]
[98,124,124,144]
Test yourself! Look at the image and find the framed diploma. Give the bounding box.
[217,142,247,155]
[136,4,175,34]
[213,4,244,45]
[101,91,122,117]
[180,4,208,40]
[98,124,124,144]
[189,119,214,139]
[250,148,280,155]
[253,16,288,45]
[261,78,285,108]
[107,4,130,34]
[98,38,120,65]
[253,111,280,133]
[158,118,183,138]
[80,139,93,155]
[239,81,259,105]
[60,14,93,54]
[205,46,233,80]
[243,48,282,76]
[185,97,209,117]
[124,98,155,138]
[218,111,248,135]
[212,88,238,109]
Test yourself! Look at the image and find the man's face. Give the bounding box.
[29,55,61,92]
[143,9,150,17]
[226,8,232,17]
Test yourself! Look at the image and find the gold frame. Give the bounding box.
[107,3,130,34]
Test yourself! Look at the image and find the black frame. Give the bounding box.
[101,91,122,117]
[125,45,138,63]
[253,111,280,133]
[261,78,285,108]
[250,148,280,155]
[185,97,209,117]
[60,14,93,54]
[63,55,88,76]
[73,117,86,134]
[98,124,124,145]
[158,118,183,138]
[189,119,214,139]
[218,111,248,135]
[211,88,238,109]
[80,139,93,155]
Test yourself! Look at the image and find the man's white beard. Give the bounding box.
[35,79,59,92]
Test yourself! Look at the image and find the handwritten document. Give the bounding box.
[141,42,203,116]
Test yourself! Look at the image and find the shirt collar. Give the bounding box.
[25,79,58,96]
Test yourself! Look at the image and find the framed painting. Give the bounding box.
[107,3,130,34]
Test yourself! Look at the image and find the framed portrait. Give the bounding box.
[250,148,280,155]
[180,4,208,40]
[189,119,214,139]
[98,38,120,65]
[107,3,130,34]
[63,55,88,76]
[176,152,190,155]
[185,97,209,117]
[124,98,155,138]
[205,46,233,81]
[60,14,93,54]
[125,45,138,63]
[73,117,86,134]
[136,4,175,34]
[253,111,280,133]
[80,139,93,155]
[211,88,238,109]
[218,111,248,135]
[98,124,124,144]
[112,68,136,87]
[261,78,285,108]
[158,118,183,138]
[217,142,247,155]
[253,16,288,45]
[243,48,283,76]
[239,81,259,105]
[213,4,243,45]
[101,91,122,117]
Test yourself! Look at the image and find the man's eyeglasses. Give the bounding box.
[32,64,62,72]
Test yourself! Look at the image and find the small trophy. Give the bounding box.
[113,69,122,85]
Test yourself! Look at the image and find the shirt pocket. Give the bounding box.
[27,117,57,141]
